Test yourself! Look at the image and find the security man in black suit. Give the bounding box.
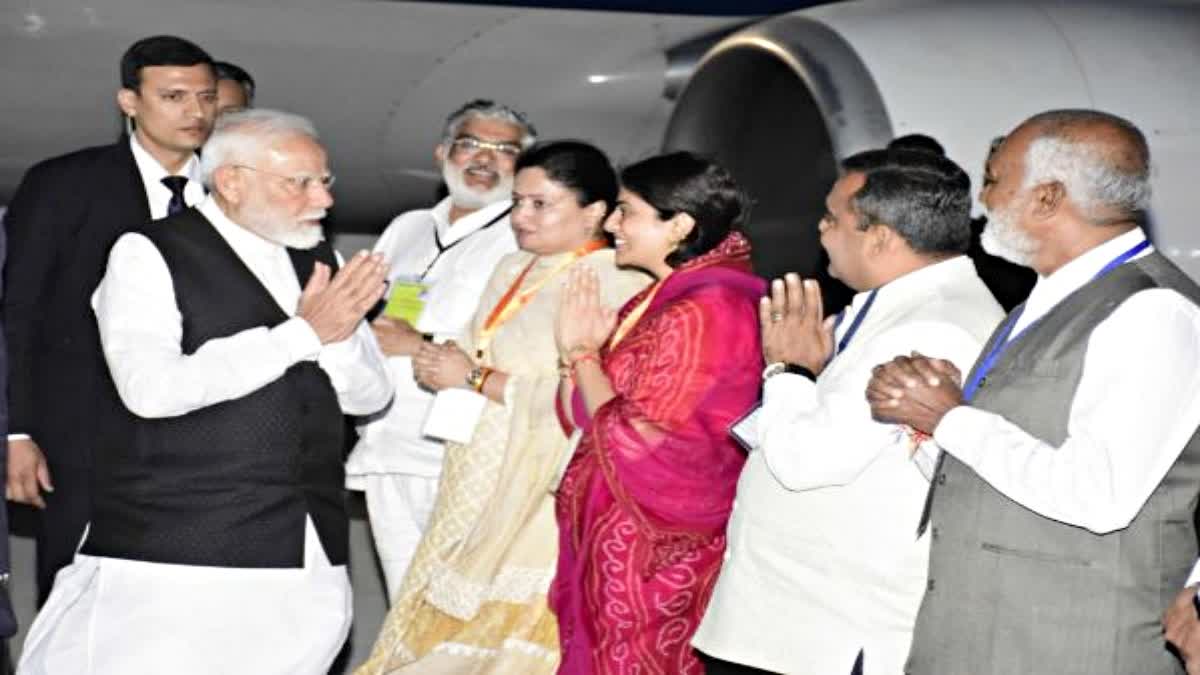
[0,217,18,672]
[2,35,217,603]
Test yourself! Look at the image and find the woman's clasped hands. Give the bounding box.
[556,266,615,365]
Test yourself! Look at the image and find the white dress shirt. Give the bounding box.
[129,134,206,220]
[693,256,1004,675]
[919,229,1200,582]
[346,197,517,478]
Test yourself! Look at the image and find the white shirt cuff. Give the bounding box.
[763,371,818,405]
[6,433,31,442]
[272,317,322,363]
[932,405,983,464]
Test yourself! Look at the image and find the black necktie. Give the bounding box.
[161,176,188,217]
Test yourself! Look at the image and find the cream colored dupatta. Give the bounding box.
[358,247,647,674]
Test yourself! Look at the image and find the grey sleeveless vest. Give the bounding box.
[907,252,1200,675]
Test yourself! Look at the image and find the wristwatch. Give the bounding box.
[762,361,817,382]
[465,366,486,391]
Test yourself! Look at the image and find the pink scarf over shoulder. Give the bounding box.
[551,232,765,675]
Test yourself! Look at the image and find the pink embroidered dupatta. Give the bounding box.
[550,233,765,675]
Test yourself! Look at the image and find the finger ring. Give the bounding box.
[770,311,784,322]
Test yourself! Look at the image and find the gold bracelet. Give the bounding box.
[477,367,495,393]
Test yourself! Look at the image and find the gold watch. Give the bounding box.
[465,366,486,391]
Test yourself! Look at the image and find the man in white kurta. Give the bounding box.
[345,100,534,599]
[18,109,393,675]
[693,148,1004,675]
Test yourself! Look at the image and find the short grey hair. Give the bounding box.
[1021,109,1151,222]
[439,99,537,149]
[200,108,319,189]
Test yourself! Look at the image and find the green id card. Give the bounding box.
[384,281,428,324]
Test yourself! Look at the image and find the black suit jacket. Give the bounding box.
[3,138,151,470]
[0,221,17,638]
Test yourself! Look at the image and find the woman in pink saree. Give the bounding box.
[551,153,765,674]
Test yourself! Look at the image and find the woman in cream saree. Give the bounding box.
[356,141,648,675]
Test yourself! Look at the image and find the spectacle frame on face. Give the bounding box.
[232,164,336,195]
[449,136,522,159]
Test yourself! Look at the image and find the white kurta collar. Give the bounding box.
[1019,228,1151,329]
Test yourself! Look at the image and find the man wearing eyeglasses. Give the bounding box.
[3,35,218,606]
[345,99,536,602]
[19,109,393,675]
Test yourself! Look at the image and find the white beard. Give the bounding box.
[243,208,327,250]
[981,202,1038,267]
[442,161,512,210]
[267,223,324,250]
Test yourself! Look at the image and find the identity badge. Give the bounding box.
[384,276,429,324]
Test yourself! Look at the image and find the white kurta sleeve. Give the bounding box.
[308,249,392,416]
[760,321,983,491]
[934,289,1200,534]
[94,232,321,419]
[317,323,393,415]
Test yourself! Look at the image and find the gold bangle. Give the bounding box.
[477,367,494,393]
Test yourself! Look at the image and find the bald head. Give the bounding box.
[1011,109,1151,224]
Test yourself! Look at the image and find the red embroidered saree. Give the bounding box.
[550,233,765,675]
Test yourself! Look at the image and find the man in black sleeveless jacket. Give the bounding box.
[4,35,218,604]
[18,108,393,675]
[868,109,1200,675]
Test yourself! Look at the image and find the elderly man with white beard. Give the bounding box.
[867,109,1200,675]
[19,108,393,674]
[344,99,536,601]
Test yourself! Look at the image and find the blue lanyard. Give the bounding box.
[962,238,1151,401]
[832,288,879,357]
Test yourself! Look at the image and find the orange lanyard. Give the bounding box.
[476,239,606,358]
[607,276,668,350]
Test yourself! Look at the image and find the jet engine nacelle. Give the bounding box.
[665,1,1200,290]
